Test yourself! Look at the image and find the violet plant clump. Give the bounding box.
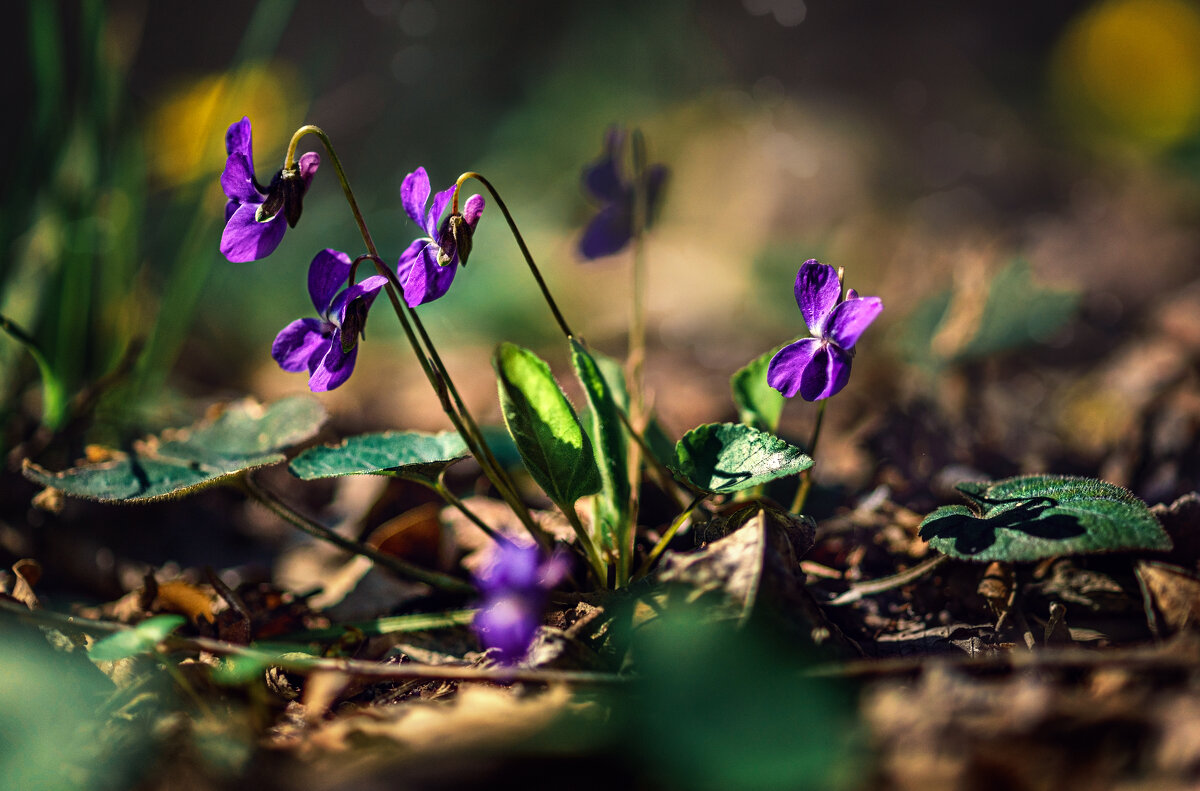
[578,126,668,260]
[396,167,485,307]
[271,249,387,392]
[220,117,320,263]
[472,542,569,664]
[767,259,884,401]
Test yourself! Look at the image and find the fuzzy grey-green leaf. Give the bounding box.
[919,474,1171,562]
[494,342,601,507]
[22,397,325,502]
[288,431,469,483]
[89,614,186,662]
[670,423,813,495]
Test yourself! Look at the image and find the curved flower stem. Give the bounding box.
[637,493,706,579]
[451,171,574,338]
[428,476,502,543]
[625,130,650,578]
[237,473,475,594]
[790,400,827,515]
[286,127,545,549]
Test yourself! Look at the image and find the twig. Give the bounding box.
[823,555,949,607]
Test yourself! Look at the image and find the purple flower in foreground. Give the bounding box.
[396,167,485,307]
[578,126,668,260]
[271,249,387,392]
[472,542,569,665]
[220,117,320,263]
[767,260,883,401]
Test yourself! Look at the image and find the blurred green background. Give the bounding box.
[5,0,1200,470]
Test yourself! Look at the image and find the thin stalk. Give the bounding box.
[561,504,608,585]
[285,128,543,548]
[278,609,478,642]
[790,400,827,514]
[430,479,501,542]
[238,474,474,594]
[451,171,574,338]
[823,555,949,606]
[638,494,706,578]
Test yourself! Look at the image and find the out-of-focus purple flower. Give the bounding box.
[396,167,485,307]
[220,117,320,263]
[271,249,387,392]
[578,126,668,260]
[767,260,883,401]
[472,542,569,665]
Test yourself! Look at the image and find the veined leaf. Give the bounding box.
[920,475,1171,562]
[670,423,812,495]
[22,397,325,502]
[289,430,469,485]
[494,342,601,507]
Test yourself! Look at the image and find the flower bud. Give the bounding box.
[437,213,473,267]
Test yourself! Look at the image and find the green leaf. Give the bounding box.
[89,614,186,662]
[22,396,326,502]
[570,339,631,553]
[731,344,787,432]
[919,475,1172,562]
[591,347,630,414]
[670,423,813,495]
[494,342,601,507]
[288,430,469,485]
[644,415,677,471]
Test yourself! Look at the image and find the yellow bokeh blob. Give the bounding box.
[146,62,306,190]
[1051,0,1200,149]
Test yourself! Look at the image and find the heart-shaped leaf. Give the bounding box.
[731,344,787,432]
[23,397,325,502]
[494,342,601,508]
[920,475,1172,562]
[288,430,469,485]
[570,339,631,558]
[670,423,812,495]
[89,614,186,662]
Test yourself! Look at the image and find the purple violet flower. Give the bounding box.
[271,249,387,392]
[767,260,884,401]
[396,167,485,307]
[472,542,569,665]
[578,126,668,260]
[220,117,320,263]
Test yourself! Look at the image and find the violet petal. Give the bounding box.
[308,331,358,392]
[220,202,287,263]
[474,594,539,664]
[225,117,252,159]
[794,260,841,337]
[578,202,633,260]
[463,194,485,229]
[307,249,353,316]
[271,318,329,373]
[400,167,431,230]
[425,185,455,239]
[297,151,320,186]
[826,296,883,350]
[767,338,822,398]
[799,344,852,401]
[221,153,260,204]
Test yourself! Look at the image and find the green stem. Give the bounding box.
[451,172,574,338]
[790,399,827,514]
[638,494,706,578]
[277,609,478,642]
[285,127,544,549]
[428,478,501,543]
[562,503,608,585]
[0,312,66,430]
[238,473,474,594]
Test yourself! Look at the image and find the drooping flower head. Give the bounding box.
[472,541,569,665]
[396,167,485,308]
[578,126,668,260]
[271,249,387,392]
[220,117,320,263]
[767,260,883,401]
